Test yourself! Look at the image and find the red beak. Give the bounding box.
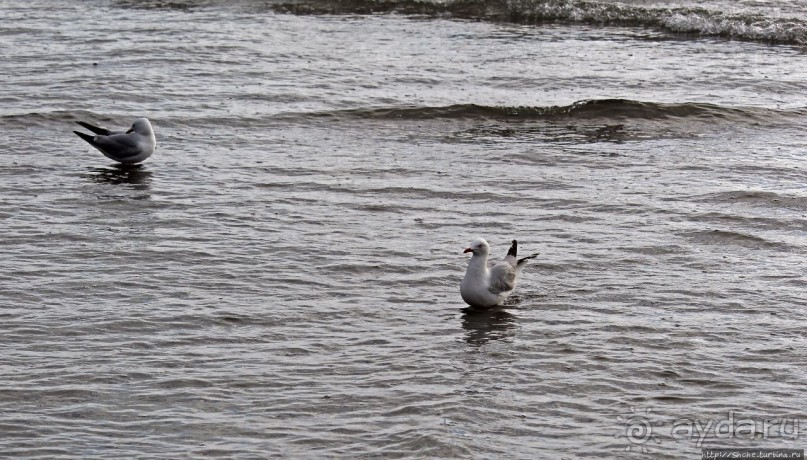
[463,247,472,253]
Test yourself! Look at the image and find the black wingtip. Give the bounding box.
[73,130,95,144]
[507,239,518,258]
[75,121,111,136]
[517,253,540,265]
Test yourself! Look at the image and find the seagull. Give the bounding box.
[73,118,156,164]
[460,238,539,308]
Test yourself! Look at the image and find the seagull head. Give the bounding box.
[126,118,154,136]
[463,237,490,256]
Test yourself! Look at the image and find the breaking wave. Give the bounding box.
[271,0,807,45]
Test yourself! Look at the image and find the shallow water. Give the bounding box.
[1,0,806,457]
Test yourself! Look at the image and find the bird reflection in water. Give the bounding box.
[85,164,152,189]
[461,307,517,346]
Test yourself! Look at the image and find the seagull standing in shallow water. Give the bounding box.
[73,118,156,164]
[460,238,539,309]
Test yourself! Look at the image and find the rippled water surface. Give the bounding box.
[1,0,805,457]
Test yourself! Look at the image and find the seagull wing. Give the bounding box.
[74,131,143,160]
[488,260,516,294]
[92,133,143,159]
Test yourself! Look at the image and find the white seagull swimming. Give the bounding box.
[460,238,539,308]
[73,118,156,164]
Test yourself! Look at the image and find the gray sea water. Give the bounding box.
[1,0,805,457]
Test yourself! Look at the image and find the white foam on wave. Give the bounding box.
[498,0,807,44]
